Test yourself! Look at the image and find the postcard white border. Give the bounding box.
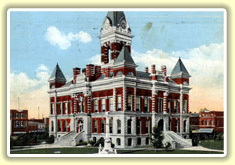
[7,8,227,158]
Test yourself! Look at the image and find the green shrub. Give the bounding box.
[77,140,88,146]
[88,140,96,146]
[46,135,55,144]
[164,142,172,150]
[216,133,224,140]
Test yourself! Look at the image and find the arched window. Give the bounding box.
[127,72,134,76]
[116,71,123,77]
[202,120,204,125]
[117,119,121,134]
[117,138,121,146]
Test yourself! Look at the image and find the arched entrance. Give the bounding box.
[157,119,164,131]
[77,119,84,133]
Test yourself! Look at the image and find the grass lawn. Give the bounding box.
[10,147,223,154]
[199,140,224,150]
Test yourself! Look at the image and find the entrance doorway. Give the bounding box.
[77,119,84,133]
[158,119,164,131]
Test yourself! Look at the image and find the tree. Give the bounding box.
[150,126,164,149]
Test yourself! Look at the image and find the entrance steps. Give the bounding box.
[164,131,192,149]
[54,130,85,147]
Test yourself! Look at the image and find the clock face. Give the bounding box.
[120,20,126,29]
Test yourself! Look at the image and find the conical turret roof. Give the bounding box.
[171,58,190,77]
[106,11,126,27]
[114,46,135,64]
[48,63,66,82]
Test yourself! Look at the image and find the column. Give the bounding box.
[180,87,183,136]
[123,86,126,112]
[113,88,116,111]
[54,90,58,140]
[163,91,168,114]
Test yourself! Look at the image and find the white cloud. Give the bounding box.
[45,26,92,50]
[10,64,51,118]
[132,43,224,112]
[90,54,101,65]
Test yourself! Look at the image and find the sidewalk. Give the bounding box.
[180,145,223,152]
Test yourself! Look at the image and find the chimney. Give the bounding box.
[161,65,167,76]
[73,67,80,83]
[145,67,149,73]
[95,66,101,75]
[151,64,156,74]
[86,64,95,78]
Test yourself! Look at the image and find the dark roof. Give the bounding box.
[107,11,126,27]
[114,46,135,64]
[49,63,66,82]
[171,58,190,76]
[136,71,150,79]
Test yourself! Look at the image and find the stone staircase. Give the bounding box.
[164,131,192,149]
[54,131,85,147]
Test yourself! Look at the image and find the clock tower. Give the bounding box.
[100,11,133,64]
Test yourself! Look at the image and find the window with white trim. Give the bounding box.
[94,100,98,112]
[158,98,163,113]
[136,96,140,112]
[109,98,113,111]
[144,97,148,112]
[117,119,121,134]
[94,120,98,133]
[118,96,122,111]
[102,99,106,112]
[127,95,132,111]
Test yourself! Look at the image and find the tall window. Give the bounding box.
[202,120,204,125]
[117,138,121,146]
[136,120,141,134]
[60,103,63,114]
[117,119,121,134]
[136,96,140,112]
[168,100,171,113]
[158,98,163,113]
[51,103,54,114]
[109,119,113,133]
[207,120,209,126]
[127,95,132,111]
[127,119,132,134]
[94,120,98,133]
[144,97,148,112]
[174,100,178,113]
[101,120,105,133]
[94,100,98,112]
[109,98,113,111]
[118,96,122,111]
[146,120,150,133]
[58,120,61,132]
[51,121,54,132]
[64,120,67,132]
[102,99,106,112]
[65,102,68,114]
[183,100,187,113]
[211,120,214,125]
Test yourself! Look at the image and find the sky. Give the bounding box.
[9,10,225,118]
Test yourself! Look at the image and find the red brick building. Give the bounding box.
[10,109,29,135]
[189,112,200,131]
[199,110,224,134]
[48,11,192,148]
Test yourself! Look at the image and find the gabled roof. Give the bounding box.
[107,11,126,27]
[114,46,135,64]
[171,58,190,76]
[48,63,66,82]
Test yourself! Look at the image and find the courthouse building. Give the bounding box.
[48,11,192,148]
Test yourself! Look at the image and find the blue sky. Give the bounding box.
[9,10,225,118]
